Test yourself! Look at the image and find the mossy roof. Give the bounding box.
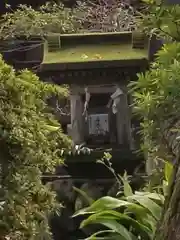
[40,32,149,71]
[43,43,148,64]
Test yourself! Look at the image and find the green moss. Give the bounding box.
[43,43,148,64]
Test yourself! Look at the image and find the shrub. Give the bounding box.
[0,55,71,239]
[73,155,173,239]
[74,183,164,239]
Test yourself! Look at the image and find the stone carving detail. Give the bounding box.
[88,114,109,136]
[38,66,141,84]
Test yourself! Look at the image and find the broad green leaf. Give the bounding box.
[139,214,157,235]
[80,210,152,239]
[134,192,165,203]
[85,232,138,240]
[141,0,154,3]
[80,211,126,228]
[43,124,59,132]
[85,233,128,240]
[125,203,149,218]
[84,230,115,240]
[73,197,142,217]
[124,182,133,197]
[85,219,133,240]
[127,195,162,220]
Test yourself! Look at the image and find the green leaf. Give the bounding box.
[125,203,149,218]
[0,53,70,238]
[165,161,173,184]
[43,124,60,132]
[83,230,116,240]
[86,219,133,240]
[85,233,126,240]
[85,231,138,240]
[73,196,142,217]
[139,214,157,234]
[80,211,125,228]
[127,195,162,220]
[134,192,165,203]
[141,0,154,3]
[119,172,133,197]
[80,210,152,239]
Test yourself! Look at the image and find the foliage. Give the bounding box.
[73,154,173,240]
[144,160,173,197]
[0,1,137,39]
[130,1,180,165]
[135,3,180,238]
[0,2,80,39]
[139,0,180,41]
[73,175,164,240]
[0,56,71,239]
[74,0,136,32]
[129,42,180,170]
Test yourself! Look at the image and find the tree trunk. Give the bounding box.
[154,119,180,239]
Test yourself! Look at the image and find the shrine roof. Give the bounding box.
[43,44,147,63]
[41,32,149,71]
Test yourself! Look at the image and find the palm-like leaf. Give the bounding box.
[74,191,163,240]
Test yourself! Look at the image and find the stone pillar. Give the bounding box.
[114,85,132,149]
[70,86,84,145]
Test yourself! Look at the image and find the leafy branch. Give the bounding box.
[0,1,138,39]
[139,1,180,41]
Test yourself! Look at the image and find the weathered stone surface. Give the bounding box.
[49,167,77,240]
[75,180,105,211]
[38,66,144,85]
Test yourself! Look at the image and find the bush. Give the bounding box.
[0,55,71,239]
[0,3,80,39]
[74,184,164,239]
